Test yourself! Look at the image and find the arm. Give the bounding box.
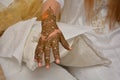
[34,0,71,69]
[41,0,61,19]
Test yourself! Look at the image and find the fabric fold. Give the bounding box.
[0,17,37,64]
[23,21,94,70]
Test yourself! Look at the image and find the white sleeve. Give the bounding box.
[43,0,64,9]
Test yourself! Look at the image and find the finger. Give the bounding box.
[35,38,44,67]
[59,33,71,50]
[38,51,44,67]
[47,29,60,39]
[51,38,60,64]
[34,46,40,61]
[35,47,44,67]
[44,44,51,69]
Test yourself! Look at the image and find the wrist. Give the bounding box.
[41,7,56,21]
[43,0,64,9]
[41,7,59,36]
[41,0,61,19]
[41,11,49,20]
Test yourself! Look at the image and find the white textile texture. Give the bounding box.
[0,0,13,7]
[60,0,120,80]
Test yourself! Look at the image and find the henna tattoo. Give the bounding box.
[34,7,71,69]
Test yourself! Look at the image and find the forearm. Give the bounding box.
[41,0,63,19]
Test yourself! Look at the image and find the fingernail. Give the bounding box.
[56,59,60,64]
[69,47,72,50]
[34,59,37,62]
[46,65,50,69]
[38,63,42,67]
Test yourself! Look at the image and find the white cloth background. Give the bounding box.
[0,0,13,7]
[60,0,120,80]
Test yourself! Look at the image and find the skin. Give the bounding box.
[34,0,71,69]
[41,0,61,19]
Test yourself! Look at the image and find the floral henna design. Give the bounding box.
[35,7,71,69]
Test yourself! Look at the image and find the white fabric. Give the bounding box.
[60,35,111,67]
[59,0,111,68]
[0,18,36,64]
[67,33,120,80]
[24,21,97,71]
[0,17,94,71]
[84,28,120,50]
[0,60,77,80]
[0,0,13,7]
[24,21,110,70]
[61,0,85,25]
[60,0,120,80]
[0,17,95,80]
[0,57,22,78]
[43,0,64,9]
[0,17,80,80]
[56,0,64,8]
[69,26,120,80]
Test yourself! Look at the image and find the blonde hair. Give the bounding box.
[0,0,43,36]
[84,0,120,29]
[107,0,120,29]
[84,0,94,24]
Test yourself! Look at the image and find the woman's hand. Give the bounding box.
[34,7,71,69]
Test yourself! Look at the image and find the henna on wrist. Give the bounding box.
[34,7,71,69]
[41,7,58,37]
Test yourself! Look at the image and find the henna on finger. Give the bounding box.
[35,37,44,66]
[59,33,71,50]
[34,7,71,69]
[51,36,60,64]
[44,42,51,69]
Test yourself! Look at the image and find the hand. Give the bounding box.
[34,7,71,69]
